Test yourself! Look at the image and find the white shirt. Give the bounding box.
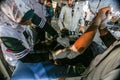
[58,2,85,32]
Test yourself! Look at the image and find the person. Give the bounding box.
[45,0,54,25]
[0,0,116,80]
[28,0,47,42]
[85,0,119,49]
[58,0,85,39]
[81,1,120,79]
[45,0,54,40]
[0,0,86,79]
[55,3,61,20]
[81,16,120,80]
[55,6,120,80]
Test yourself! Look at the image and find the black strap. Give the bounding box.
[100,31,116,47]
[43,22,58,39]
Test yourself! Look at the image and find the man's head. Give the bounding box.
[46,0,52,7]
[67,0,75,7]
[38,0,45,5]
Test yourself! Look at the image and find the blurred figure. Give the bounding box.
[0,0,89,79]
[55,3,61,20]
[45,0,54,25]
[29,0,46,42]
[45,0,54,40]
[58,0,85,40]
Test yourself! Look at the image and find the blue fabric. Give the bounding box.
[11,61,82,80]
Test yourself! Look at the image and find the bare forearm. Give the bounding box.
[71,7,111,53]
[72,17,101,53]
[72,26,98,53]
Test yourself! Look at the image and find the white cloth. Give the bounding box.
[87,0,119,21]
[53,48,80,60]
[0,0,46,28]
[0,23,34,66]
[0,4,34,65]
[0,0,47,66]
[58,2,85,32]
[0,0,31,23]
[82,40,120,80]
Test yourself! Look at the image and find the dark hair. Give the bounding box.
[46,0,52,3]
[0,0,5,3]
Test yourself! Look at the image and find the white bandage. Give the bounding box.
[52,48,71,60]
[53,48,81,60]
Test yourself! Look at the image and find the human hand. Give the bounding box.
[93,7,111,26]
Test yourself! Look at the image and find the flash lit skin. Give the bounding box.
[71,7,111,54]
[71,24,98,53]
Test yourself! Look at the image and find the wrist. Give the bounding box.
[93,16,102,26]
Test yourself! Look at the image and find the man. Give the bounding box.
[0,0,87,79]
[28,0,47,42]
[81,17,120,80]
[0,0,114,80]
[55,6,120,80]
[86,0,119,47]
[45,0,54,25]
[58,0,85,38]
[81,0,120,79]
[45,0,54,39]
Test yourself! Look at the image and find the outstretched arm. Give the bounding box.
[71,7,111,54]
[53,7,112,60]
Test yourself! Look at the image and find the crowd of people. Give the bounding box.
[0,0,120,80]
